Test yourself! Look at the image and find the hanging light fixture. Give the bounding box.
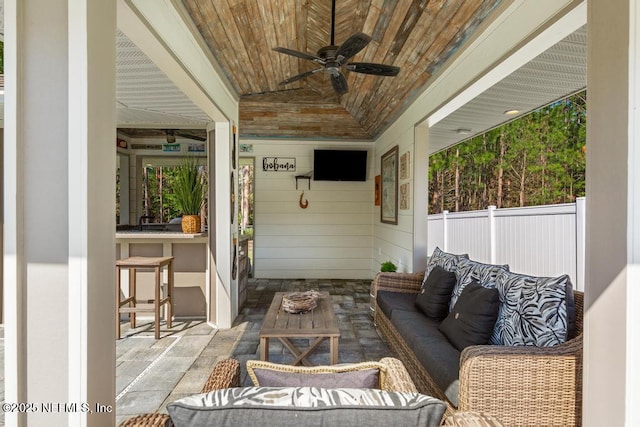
[166,129,176,143]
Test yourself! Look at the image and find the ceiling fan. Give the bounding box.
[273,0,400,94]
[165,129,207,143]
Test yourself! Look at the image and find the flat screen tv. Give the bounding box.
[313,149,368,181]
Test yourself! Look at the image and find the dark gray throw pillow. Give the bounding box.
[415,265,457,320]
[439,279,500,351]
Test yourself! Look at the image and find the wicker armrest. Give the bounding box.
[119,359,240,427]
[379,357,418,393]
[458,335,583,426]
[119,413,173,427]
[201,358,241,392]
[443,411,505,426]
[373,271,424,295]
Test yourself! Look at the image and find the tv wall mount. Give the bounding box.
[295,174,312,190]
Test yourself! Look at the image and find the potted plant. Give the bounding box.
[170,156,205,233]
[380,261,397,272]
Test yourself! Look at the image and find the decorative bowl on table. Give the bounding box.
[282,291,320,314]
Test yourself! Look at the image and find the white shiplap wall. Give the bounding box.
[373,127,416,273]
[242,139,375,279]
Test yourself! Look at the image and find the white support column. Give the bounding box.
[4,0,116,425]
[206,126,216,327]
[488,205,497,264]
[210,121,233,328]
[117,153,130,225]
[442,210,449,251]
[413,123,429,272]
[585,0,640,425]
[575,197,586,292]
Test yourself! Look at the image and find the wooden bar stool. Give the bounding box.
[116,256,174,340]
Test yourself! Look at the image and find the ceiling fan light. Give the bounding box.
[166,130,176,143]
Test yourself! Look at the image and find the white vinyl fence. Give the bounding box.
[427,197,585,291]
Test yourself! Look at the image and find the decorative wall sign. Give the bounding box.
[400,151,411,180]
[163,143,181,152]
[131,143,162,150]
[380,146,399,224]
[263,157,296,172]
[400,182,410,210]
[232,125,237,169]
[188,143,205,152]
[231,171,235,223]
[374,175,381,206]
[232,237,238,280]
[240,144,254,153]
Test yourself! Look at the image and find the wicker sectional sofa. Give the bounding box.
[372,249,583,426]
[121,358,504,427]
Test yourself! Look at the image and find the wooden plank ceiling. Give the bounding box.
[182,0,503,140]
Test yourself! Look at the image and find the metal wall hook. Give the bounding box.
[299,191,309,209]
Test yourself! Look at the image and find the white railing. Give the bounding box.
[427,197,586,291]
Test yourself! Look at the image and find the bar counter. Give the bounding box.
[116,231,208,320]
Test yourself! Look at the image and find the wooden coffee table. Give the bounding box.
[259,292,340,366]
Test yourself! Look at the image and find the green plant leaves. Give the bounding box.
[168,156,205,215]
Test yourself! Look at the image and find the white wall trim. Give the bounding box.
[3,0,25,424]
[626,0,640,423]
[413,124,429,272]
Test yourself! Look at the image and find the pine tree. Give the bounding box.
[428,90,586,212]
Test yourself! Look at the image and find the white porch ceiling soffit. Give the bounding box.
[429,23,587,152]
[116,30,210,128]
[0,2,209,130]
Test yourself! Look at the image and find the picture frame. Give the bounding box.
[380,146,399,224]
[400,151,411,180]
[400,182,410,210]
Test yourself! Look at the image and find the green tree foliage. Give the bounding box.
[429,90,586,213]
[142,165,191,222]
[238,162,255,234]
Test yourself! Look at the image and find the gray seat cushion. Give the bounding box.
[413,336,461,407]
[167,386,447,427]
[390,309,444,349]
[391,309,461,407]
[376,291,419,320]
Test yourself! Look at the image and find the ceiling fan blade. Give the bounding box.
[330,72,349,94]
[346,62,400,76]
[175,131,206,142]
[335,32,371,63]
[279,68,324,86]
[273,47,323,63]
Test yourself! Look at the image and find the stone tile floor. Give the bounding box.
[114,278,393,425]
[0,279,392,425]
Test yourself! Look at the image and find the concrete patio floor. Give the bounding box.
[114,278,394,425]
